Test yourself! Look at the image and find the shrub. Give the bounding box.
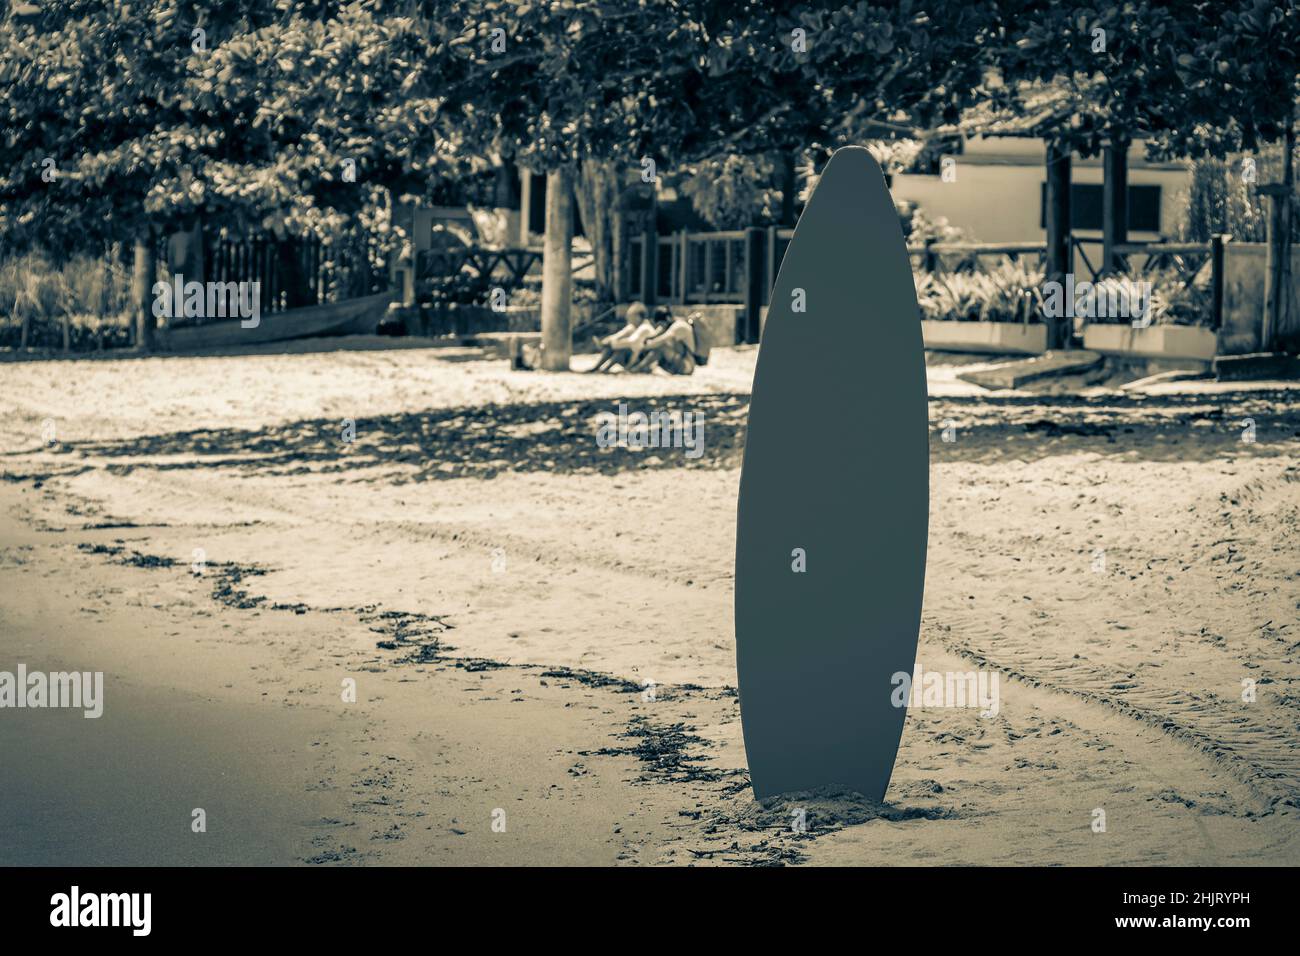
[913,256,1213,328]
[1082,269,1209,327]
[914,258,1045,323]
[0,251,132,350]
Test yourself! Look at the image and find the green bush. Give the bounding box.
[1082,270,1208,327]
[0,251,133,350]
[914,259,1045,323]
[913,257,1212,327]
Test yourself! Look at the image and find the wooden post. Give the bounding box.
[539,166,574,371]
[640,188,658,308]
[1262,120,1294,353]
[765,226,777,305]
[639,233,656,307]
[132,231,156,351]
[744,227,765,344]
[1044,139,1073,349]
[1102,137,1128,275]
[702,236,713,299]
[677,229,688,304]
[517,168,533,246]
[1210,234,1229,331]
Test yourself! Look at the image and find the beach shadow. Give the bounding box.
[0,335,472,365]
[34,390,1300,479]
[928,391,1300,465]
[53,394,749,480]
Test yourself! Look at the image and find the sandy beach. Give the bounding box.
[2,339,1298,865]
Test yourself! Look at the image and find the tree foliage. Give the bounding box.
[0,1,465,255]
[2,0,1295,261]
[993,1,1298,160]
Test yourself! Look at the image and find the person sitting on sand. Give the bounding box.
[587,303,669,373]
[586,302,646,373]
[627,310,709,375]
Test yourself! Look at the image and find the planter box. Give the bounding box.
[1082,324,1217,361]
[687,304,743,347]
[921,320,1047,355]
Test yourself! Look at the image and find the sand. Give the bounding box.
[1,339,1298,865]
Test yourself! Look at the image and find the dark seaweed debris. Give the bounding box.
[76,542,176,567]
[539,666,642,693]
[582,716,737,784]
[364,609,454,662]
[209,564,269,609]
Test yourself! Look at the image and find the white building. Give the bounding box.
[891,136,1193,275]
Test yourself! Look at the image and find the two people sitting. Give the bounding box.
[588,302,708,375]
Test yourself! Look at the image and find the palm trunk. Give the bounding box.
[540,167,574,371]
[132,232,156,351]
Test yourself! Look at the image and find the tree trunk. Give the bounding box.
[132,233,156,351]
[574,158,620,304]
[540,166,574,371]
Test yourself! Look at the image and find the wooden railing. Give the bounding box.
[627,231,1052,308]
[1072,235,1229,329]
[414,244,593,303]
[911,241,1047,273]
[625,229,1229,339]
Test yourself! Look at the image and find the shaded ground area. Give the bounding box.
[8,387,1298,483]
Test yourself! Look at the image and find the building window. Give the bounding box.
[1039,183,1161,232]
[527,173,547,235]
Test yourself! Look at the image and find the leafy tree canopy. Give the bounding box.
[990,1,1298,159]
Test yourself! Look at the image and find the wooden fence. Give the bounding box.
[157,228,387,322]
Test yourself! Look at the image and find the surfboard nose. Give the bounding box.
[811,146,890,202]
